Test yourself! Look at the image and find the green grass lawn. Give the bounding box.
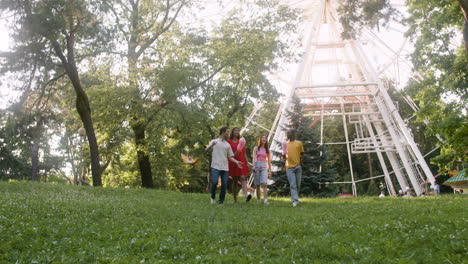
[0,182,466,263]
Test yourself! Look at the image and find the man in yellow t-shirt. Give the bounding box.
[283,129,304,207]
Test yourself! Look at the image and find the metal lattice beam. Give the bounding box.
[242,0,435,196]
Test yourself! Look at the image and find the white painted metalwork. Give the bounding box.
[242,0,435,196]
[240,103,262,134]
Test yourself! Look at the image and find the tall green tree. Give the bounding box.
[0,0,114,186]
[100,0,298,188]
[405,0,468,170]
[102,0,223,188]
[0,102,65,182]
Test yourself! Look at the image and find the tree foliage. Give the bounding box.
[338,0,398,40]
[0,0,300,191]
[0,0,116,186]
[405,0,468,170]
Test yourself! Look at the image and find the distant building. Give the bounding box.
[443,169,467,194]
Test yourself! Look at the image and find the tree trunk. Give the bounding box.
[122,1,190,188]
[128,37,154,188]
[31,136,40,181]
[75,96,102,186]
[456,0,468,64]
[463,21,468,66]
[31,115,43,181]
[132,124,154,188]
[48,34,102,186]
[66,136,79,185]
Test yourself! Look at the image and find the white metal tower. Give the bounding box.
[264,0,436,196]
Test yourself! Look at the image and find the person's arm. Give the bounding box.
[229,156,243,168]
[252,146,257,164]
[244,148,249,164]
[267,151,272,179]
[300,142,305,165]
[205,140,216,152]
[227,145,242,168]
[282,153,287,170]
[282,144,287,160]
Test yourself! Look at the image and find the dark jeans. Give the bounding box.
[210,168,229,203]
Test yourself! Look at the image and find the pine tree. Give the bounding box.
[269,96,337,197]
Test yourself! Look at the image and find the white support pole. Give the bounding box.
[299,92,373,98]
[340,98,357,196]
[378,82,436,186]
[353,41,435,194]
[263,0,431,196]
[305,111,380,117]
[373,121,410,191]
[374,104,418,193]
[240,103,261,134]
[319,102,324,173]
[271,0,326,152]
[362,113,396,196]
[357,36,434,181]
[268,102,283,142]
[352,42,422,194]
[296,82,377,88]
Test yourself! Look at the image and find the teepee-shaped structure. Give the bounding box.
[264,0,436,196]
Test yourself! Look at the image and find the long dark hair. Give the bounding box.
[257,135,269,154]
[229,127,240,140]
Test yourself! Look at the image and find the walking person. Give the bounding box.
[227,127,252,203]
[283,129,304,207]
[252,135,272,205]
[433,182,440,195]
[206,127,243,205]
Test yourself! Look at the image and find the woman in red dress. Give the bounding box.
[227,127,252,203]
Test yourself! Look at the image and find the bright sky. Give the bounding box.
[0,23,8,50]
[0,22,16,108]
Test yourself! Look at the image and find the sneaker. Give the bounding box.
[292,202,298,207]
[264,200,269,205]
[257,199,262,204]
[210,198,216,204]
[246,194,252,202]
[218,201,224,205]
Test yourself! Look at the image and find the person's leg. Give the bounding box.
[295,165,302,196]
[262,184,268,202]
[210,168,220,201]
[219,170,229,204]
[232,176,239,203]
[254,162,261,200]
[240,176,252,202]
[286,167,298,203]
[239,175,247,195]
[260,164,268,203]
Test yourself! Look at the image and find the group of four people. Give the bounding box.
[205,127,304,206]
